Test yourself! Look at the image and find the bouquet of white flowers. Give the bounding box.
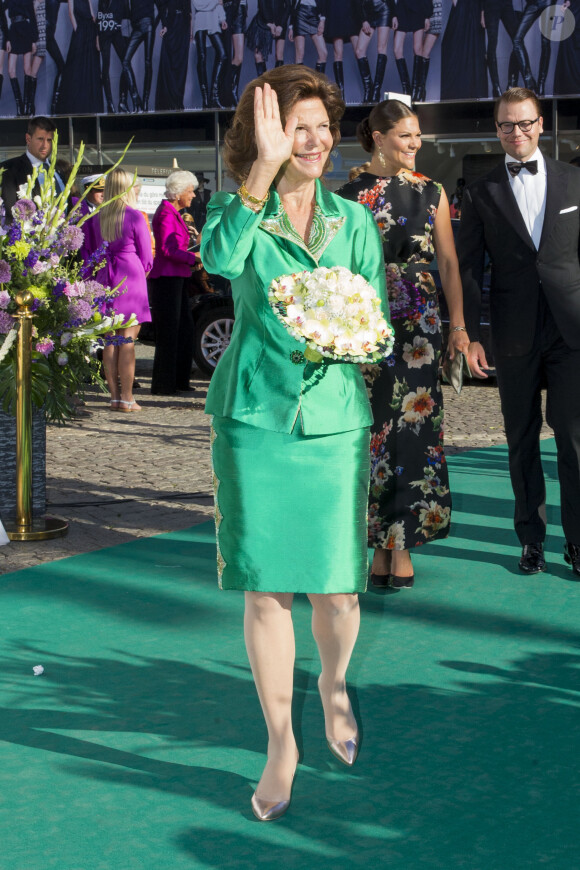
[268,266,393,364]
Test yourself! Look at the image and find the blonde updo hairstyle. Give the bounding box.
[357,99,417,155]
[223,64,345,184]
[99,169,138,242]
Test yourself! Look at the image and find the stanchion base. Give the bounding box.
[5,516,69,541]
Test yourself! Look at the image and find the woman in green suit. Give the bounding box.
[200,64,389,822]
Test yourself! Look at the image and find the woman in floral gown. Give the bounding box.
[338,99,470,588]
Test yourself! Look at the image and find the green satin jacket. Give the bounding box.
[201,179,389,435]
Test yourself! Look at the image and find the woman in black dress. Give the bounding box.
[554,0,580,96]
[440,0,487,100]
[323,0,361,100]
[98,0,131,113]
[245,0,290,76]
[5,0,38,115]
[155,0,191,110]
[288,0,327,71]
[338,100,470,588]
[414,0,442,101]
[56,0,103,113]
[223,0,246,104]
[392,0,432,96]
[354,0,395,103]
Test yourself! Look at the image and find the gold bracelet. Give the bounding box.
[237,182,269,213]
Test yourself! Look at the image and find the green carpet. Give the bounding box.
[1,438,579,869]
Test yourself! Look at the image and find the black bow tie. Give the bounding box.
[507,160,538,177]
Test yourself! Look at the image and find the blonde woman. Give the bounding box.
[97,169,153,411]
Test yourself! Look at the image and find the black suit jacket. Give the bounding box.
[0,153,40,218]
[458,157,580,356]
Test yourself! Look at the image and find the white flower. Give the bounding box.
[402,336,435,368]
[32,665,44,676]
[57,352,68,366]
[268,266,394,364]
[60,332,73,346]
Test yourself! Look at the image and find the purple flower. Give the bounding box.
[7,223,22,244]
[397,216,407,226]
[68,299,93,322]
[35,338,55,356]
[60,224,84,252]
[0,260,11,283]
[24,249,40,268]
[80,242,109,279]
[12,198,37,220]
[0,289,10,308]
[53,279,67,298]
[57,352,68,366]
[30,298,42,313]
[0,309,14,333]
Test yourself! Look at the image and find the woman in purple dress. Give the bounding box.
[98,169,153,411]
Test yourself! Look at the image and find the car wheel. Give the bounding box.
[193,305,234,376]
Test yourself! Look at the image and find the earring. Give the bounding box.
[377,150,386,168]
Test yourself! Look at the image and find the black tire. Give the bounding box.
[193,304,235,376]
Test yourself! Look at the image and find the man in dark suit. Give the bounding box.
[0,116,61,218]
[458,87,580,579]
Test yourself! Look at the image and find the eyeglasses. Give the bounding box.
[496,117,540,134]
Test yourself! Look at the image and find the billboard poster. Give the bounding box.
[0,0,577,119]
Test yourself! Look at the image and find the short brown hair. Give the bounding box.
[494,88,542,121]
[357,100,418,154]
[223,65,345,183]
[28,116,56,136]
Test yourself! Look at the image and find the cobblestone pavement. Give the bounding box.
[0,344,553,575]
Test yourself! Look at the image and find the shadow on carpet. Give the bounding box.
[1,439,579,869]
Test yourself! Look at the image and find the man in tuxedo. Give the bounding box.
[458,87,580,578]
[0,116,62,218]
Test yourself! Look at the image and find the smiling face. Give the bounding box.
[26,127,54,162]
[176,185,196,209]
[496,98,543,161]
[283,97,334,186]
[373,116,422,175]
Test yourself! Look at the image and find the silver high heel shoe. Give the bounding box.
[327,732,359,766]
[318,675,360,766]
[251,793,291,822]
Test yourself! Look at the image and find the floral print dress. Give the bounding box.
[337,170,451,551]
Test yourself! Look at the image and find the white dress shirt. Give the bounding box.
[505,147,547,250]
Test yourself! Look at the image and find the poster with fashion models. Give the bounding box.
[0,0,578,117]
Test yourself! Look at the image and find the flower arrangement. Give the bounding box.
[0,136,135,423]
[268,266,394,364]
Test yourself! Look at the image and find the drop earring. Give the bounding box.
[378,149,386,168]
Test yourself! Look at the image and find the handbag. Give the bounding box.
[441,351,471,395]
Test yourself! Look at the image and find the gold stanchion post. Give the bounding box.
[5,290,68,541]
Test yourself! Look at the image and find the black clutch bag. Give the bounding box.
[442,351,471,395]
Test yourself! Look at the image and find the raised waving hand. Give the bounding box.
[244,84,299,200]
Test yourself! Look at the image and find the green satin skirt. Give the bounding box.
[211,416,371,593]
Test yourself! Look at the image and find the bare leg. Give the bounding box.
[294,34,306,63]
[102,343,120,401]
[244,591,298,801]
[118,324,141,407]
[308,593,359,741]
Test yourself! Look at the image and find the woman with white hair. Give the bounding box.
[98,168,153,411]
[149,169,198,395]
